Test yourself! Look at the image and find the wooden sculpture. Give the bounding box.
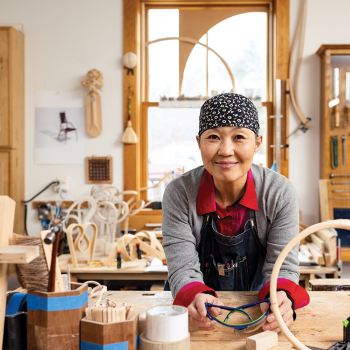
[105,231,165,267]
[66,223,98,268]
[81,69,104,137]
[270,219,350,350]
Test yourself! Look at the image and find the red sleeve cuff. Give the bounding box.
[258,278,310,309]
[173,282,217,307]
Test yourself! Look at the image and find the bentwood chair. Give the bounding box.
[58,111,78,144]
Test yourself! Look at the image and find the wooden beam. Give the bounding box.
[124,0,142,199]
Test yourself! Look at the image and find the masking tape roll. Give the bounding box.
[139,331,190,350]
[145,305,188,343]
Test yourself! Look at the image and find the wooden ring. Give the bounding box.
[270,219,350,350]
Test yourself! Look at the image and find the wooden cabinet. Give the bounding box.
[317,45,350,259]
[0,27,24,234]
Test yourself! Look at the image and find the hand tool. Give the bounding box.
[44,214,66,292]
[333,68,340,127]
[337,238,342,279]
[136,242,142,259]
[342,135,347,164]
[344,316,350,343]
[333,190,350,192]
[346,72,350,124]
[117,251,122,269]
[331,136,339,168]
[331,181,350,185]
[330,174,350,178]
[332,197,350,200]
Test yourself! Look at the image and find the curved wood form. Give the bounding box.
[270,219,350,350]
[86,91,102,137]
[116,231,165,262]
[146,36,236,93]
[66,223,98,268]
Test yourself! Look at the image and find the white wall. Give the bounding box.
[289,0,350,225]
[1,0,349,233]
[0,0,124,235]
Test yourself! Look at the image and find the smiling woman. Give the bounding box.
[162,92,310,334]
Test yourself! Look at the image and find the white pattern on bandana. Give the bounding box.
[199,93,259,137]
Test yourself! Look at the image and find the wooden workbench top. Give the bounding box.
[103,291,349,349]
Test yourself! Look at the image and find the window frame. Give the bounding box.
[123,0,290,202]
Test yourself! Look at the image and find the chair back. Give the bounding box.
[59,111,68,124]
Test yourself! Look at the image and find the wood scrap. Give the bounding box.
[300,244,313,260]
[310,233,325,253]
[246,331,278,350]
[306,242,325,265]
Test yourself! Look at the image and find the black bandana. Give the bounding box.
[199,93,260,137]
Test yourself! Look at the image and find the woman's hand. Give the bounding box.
[188,293,224,331]
[260,290,294,333]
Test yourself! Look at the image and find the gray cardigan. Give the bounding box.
[162,164,300,298]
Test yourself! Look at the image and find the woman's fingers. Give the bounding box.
[190,316,215,328]
[260,301,269,313]
[188,303,208,322]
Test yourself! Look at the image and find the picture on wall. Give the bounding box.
[35,91,84,164]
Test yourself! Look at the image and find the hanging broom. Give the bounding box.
[120,87,138,144]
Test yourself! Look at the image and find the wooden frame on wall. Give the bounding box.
[123,0,290,200]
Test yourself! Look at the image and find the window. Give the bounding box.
[144,6,270,196]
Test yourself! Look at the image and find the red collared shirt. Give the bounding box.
[196,168,258,236]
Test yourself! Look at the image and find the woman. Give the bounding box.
[162,93,309,333]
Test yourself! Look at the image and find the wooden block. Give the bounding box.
[306,243,325,265]
[27,283,88,350]
[0,245,39,263]
[81,313,139,348]
[300,245,313,260]
[310,234,325,253]
[151,282,165,291]
[246,331,278,350]
[324,253,332,267]
[309,278,350,291]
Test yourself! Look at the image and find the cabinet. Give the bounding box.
[317,45,350,258]
[0,27,24,234]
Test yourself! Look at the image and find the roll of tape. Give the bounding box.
[145,305,188,342]
[139,331,190,350]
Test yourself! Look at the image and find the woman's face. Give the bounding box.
[196,126,262,183]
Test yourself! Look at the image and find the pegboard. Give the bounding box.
[86,157,113,184]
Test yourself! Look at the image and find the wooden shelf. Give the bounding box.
[0,245,39,264]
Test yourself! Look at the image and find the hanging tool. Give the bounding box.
[346,72,350,124]
[333,190,350,192]
[342,135,347,164]
[331,136,339,168]
[330,174,350,178]
[44,214,66,292]
[332,68,340,127]
[332,181,350,185]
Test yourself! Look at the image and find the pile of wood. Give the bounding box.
[85,302,134,323]
[299,222,337,267]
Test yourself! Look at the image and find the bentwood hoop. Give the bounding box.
[270,219,350,350]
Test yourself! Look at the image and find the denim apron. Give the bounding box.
[197,209,266,291]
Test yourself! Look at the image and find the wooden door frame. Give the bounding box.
[123,0,290,197]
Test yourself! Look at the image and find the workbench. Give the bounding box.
[106,291,348,349]
[59,254,338,291]
[58,255,168,281]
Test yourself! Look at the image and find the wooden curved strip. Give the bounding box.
[146,37,236,93]
[270,219,350,350]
